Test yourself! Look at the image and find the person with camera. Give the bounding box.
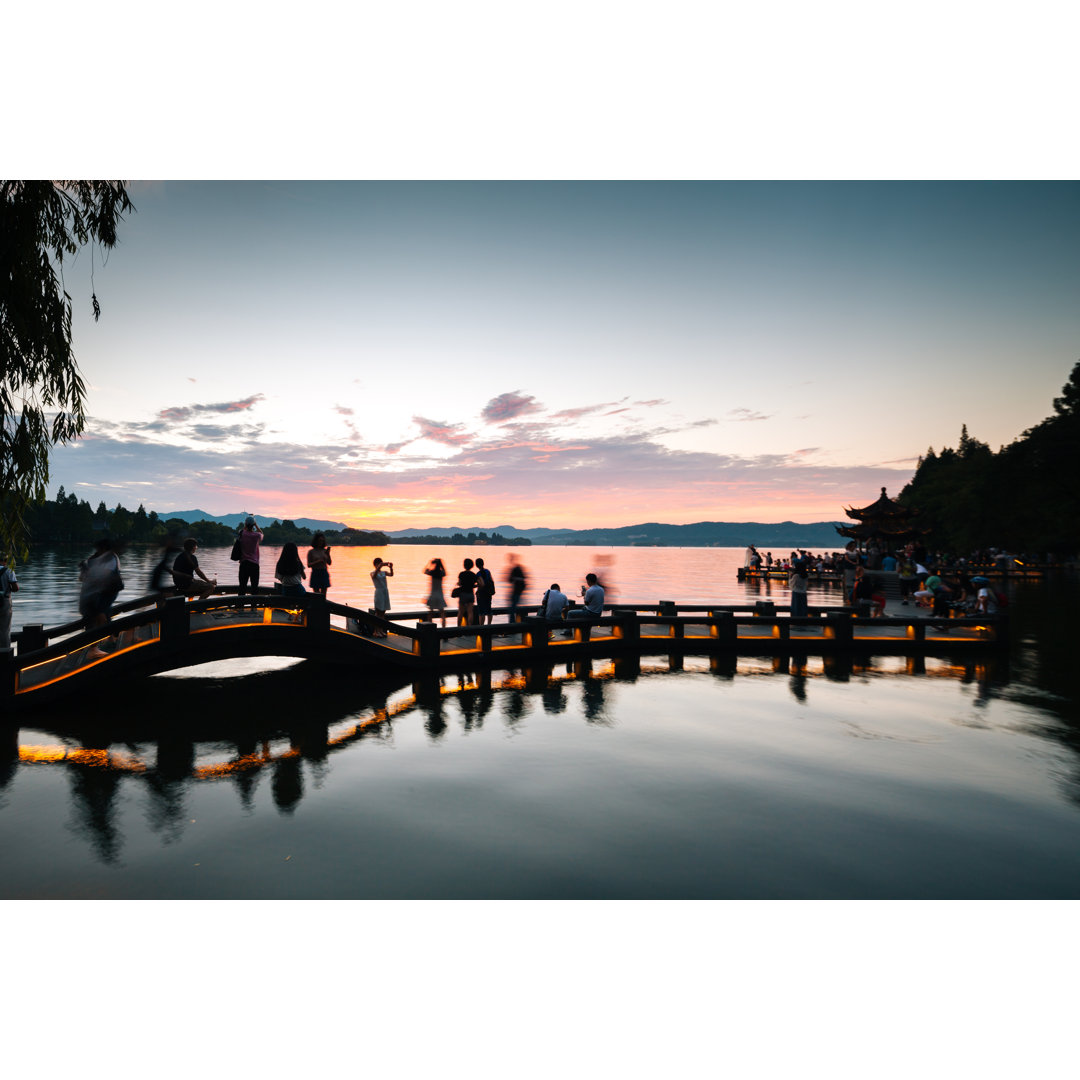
[370,557,394,636]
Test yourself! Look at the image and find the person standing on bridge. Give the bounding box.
[275,543,307,597]
[506,555,527,623]
[237,516,264,607]
[424,558,447,627]
[455,558,477,626]
[79,538,124,660]
[0,555,19,651]
[306,534,332,595]
[371,557,393,637]
[474,557,495,625]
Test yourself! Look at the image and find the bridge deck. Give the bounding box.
[2,587,1007,711]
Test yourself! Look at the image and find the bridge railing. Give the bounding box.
[6,591,1008,669]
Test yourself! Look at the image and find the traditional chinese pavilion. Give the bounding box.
[836,487,927,547]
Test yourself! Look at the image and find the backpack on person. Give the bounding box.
[478,567,495,596]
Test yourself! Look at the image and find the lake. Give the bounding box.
[2,543,1078,898]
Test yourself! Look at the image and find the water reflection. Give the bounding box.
[2,648,1031,866]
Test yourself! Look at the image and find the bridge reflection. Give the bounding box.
[2,652,1012,862]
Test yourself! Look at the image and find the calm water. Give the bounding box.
[2,545,1078,898]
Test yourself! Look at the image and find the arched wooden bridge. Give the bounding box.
[2,586,1007,711]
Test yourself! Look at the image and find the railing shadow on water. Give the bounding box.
[2,645,1017,864]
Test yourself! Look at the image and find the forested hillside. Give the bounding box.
[900,361,1080,555]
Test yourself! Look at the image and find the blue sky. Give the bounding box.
[46,180,1080,528]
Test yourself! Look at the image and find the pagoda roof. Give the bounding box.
[843,487,919,522]
[836,521,930,541]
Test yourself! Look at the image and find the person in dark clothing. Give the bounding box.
[507,556,527,623]
[172,538,217,598]
[456,558,477,626]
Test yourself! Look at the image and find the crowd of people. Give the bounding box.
[4,523,1017,661]
[61,518,607,647]
[745,540,1009,619]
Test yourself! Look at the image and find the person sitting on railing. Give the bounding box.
[851,567,885,618]
[568,574,605,625]
[542,583,569,623]
[172,538,217,599]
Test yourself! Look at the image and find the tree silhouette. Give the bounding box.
[1,181,135,557]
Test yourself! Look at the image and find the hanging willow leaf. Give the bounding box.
[0,180,135,559]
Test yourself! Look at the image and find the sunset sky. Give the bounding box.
[48,180,1080,529]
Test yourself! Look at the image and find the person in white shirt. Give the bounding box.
[568,573,605,626]
[542,583,569,621]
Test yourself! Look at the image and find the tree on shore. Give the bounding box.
[0,181,135,558]
[901,361,1080,556]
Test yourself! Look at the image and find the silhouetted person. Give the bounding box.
[507,555,527,623]
[307,533,332,595]
[474,557,495,625]
[0,554,19,650]
[275,543,307,597]
[172,538,217,599]
[456,559,477,626]
[371,557,393,636]
[424,558,447,627]
[237,516,264,606]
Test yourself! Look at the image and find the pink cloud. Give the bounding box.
[482,392,542,423]
[413,416,472,447]
[158,394,265,423]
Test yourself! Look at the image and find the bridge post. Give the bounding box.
[0,647,13,701]
[17,624,47,655]
[306,594,330,638]
[826,612,854,645]
[161,596,190,643]
[614,609,639,644]
[525,617,549,650]
[415,621,440,662]
[709,611,736,646]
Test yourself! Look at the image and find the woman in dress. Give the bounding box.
[371,557,393,636]
[424,558,447,627]
[275,542,307,597]
[307,533,332,595]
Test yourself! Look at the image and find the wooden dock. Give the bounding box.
[1,586,1009,711]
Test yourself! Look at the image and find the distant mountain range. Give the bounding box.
[160,513,846,547]
[520,521,846,547]
[161,510,349,532]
